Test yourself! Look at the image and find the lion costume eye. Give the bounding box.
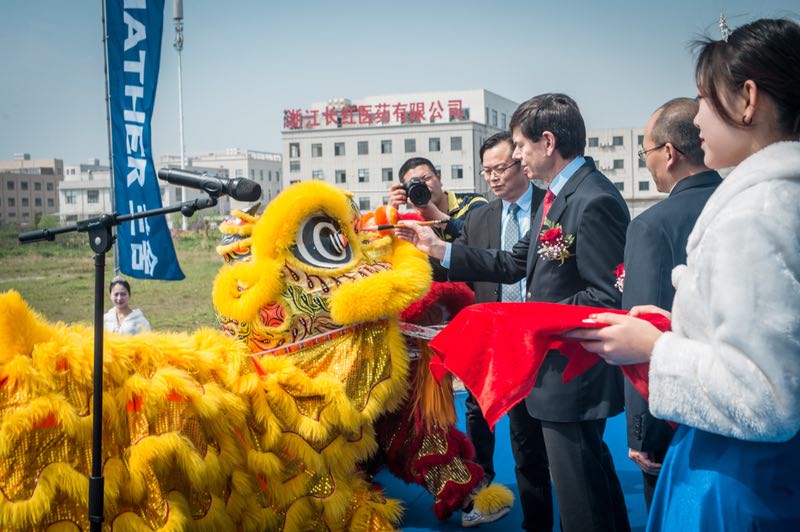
[291,214,353,269]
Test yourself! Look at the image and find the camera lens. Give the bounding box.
[405,178,431,207]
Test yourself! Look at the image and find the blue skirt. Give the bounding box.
[647,425,800,531]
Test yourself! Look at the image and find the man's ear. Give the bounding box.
[664,143,679,169]
[542,131,557,156]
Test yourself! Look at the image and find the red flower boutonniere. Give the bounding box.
[537,220,574,265]
[613,263,625,292]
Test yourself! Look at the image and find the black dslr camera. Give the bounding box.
[403,177,432,207]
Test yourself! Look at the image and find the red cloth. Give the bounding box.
[428,302,671,429]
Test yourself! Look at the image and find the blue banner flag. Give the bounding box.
[106,0,184,280]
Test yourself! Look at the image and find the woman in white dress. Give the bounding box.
[103,276,151,335]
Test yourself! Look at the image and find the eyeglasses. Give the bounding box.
[637,144,684,162]
[480,160,520,178]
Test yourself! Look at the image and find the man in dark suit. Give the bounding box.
[397,93,631,531]
[458,132,550,529]
[625,97,722,509]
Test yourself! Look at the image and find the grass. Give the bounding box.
[0,224,223,332]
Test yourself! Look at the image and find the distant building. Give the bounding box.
[159,148,282,214]
[0,153,62,225]
[583,128,662,218]
[281,90,665,216]
[281,89,515,212]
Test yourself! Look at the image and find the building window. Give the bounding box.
[47,198,54,207]
[639,159,647,168]
[358,169,369,183]
[65,191,77,205]
[250,169,255,178]
[501,113,507,130]
[235,169,244,178]
[612,136,624,146]
[382,168,393,182]
[289,143,300,158]
[357,141,369,155]
[276,171,281,180]
[21,198,29,207]
[87,190,99,204]
[6,180,14,190]
[334,142,345,156]
[289,160,300,172]
[311,170,323,180]
[259,169,264,179]
[381,140,392,154]
[35,198,42,207]
[404,138,416,153]
[34,182,42,191]
[451,165,464,179]
[450,136,462,151]
[20,181,28,191]
[175,188,183,202]
[7,198,15,207]
[588,137,599,148]
[491,110,498,127]
[359,197,370,211]
[335,170,346,184]
[613,159,624,170]
[637,135,644,146]
[639,181,650,191]
[47,182,53,191]
[429,137,440,152]
[614,182,625,191]
[312,143,322,157]
[8,212,15,217]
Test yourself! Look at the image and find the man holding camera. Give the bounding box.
[389,157,487,244]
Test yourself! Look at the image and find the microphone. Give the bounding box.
[157,168,262,202]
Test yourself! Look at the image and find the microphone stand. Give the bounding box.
[18,194,218,532]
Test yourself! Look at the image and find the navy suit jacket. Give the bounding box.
[623,170,722,453]
[449,158,630,422]
[454,186,546,304]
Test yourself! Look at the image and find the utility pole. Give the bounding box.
[173,0,188,230]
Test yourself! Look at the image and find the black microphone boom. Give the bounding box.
[157,168,262,202]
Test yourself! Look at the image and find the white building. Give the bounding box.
[281,89,666,217]
[583,128,663,218]
[281,89,517,212]
[159,148,283,214]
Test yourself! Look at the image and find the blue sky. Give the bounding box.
[1,0,797,165]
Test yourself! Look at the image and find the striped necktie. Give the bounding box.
[501,203,522,302]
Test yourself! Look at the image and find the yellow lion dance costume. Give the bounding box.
[0,181,511,531]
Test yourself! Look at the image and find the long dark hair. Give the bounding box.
[109,276,131,295]
[694,18,800,134]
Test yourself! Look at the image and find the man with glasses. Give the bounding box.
[625,97,721,509]
[389,157,487,249]
[457,132,550,529]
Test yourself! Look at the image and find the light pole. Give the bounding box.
[173,0,188,230]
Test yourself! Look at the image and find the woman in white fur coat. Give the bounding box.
[567,18,800,531]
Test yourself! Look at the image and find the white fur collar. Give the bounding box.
[687,141,800,252]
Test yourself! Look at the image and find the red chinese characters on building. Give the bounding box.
[408,102,425,123]
[358,105,373,125]
[304,109,320,128]
[448,99,463,120]
[374,103,391,124]
[428,100,444,121]
[323,106,339,126]
[282,98,466,129]
[284,109,303,130]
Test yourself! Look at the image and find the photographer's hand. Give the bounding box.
[415,202,449,223]
[388,183,408,210]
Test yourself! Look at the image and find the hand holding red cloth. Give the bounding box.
[428,302,671,429]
